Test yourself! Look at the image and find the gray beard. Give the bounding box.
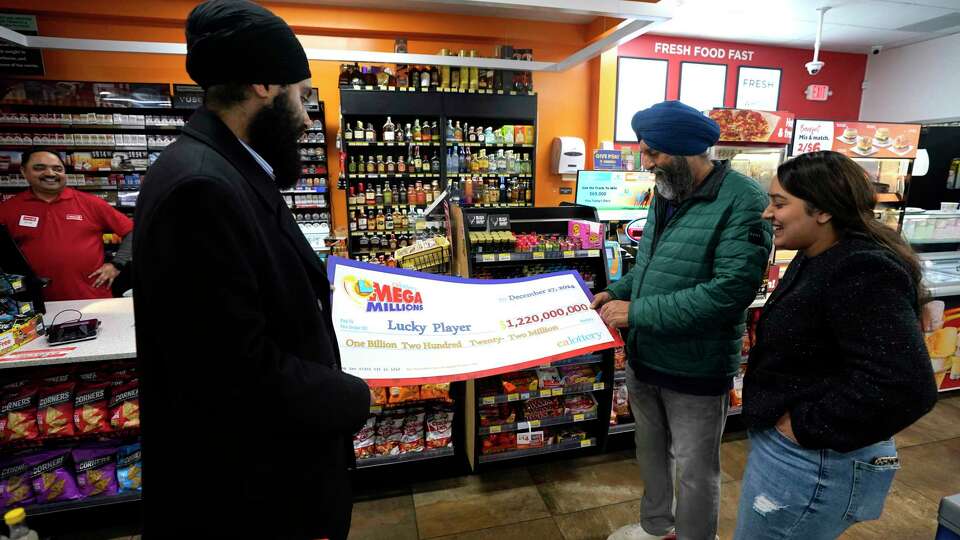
[654,158,696,202]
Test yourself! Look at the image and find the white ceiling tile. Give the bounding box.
[892,0,960,10]
[829,2,958,29]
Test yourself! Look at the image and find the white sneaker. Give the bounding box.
[606,523,675,540]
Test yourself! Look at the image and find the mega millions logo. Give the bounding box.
[342,275,424,312]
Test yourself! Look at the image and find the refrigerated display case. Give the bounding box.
[708,108,795,191]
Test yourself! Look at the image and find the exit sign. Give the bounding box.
[805,84,831,101]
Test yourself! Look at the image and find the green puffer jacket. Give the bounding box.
[607,161,772,378]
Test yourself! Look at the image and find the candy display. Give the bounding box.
[501,371,538,394]
[558,365,599,386]
[523,397,564,421]
[479,403,516,427]
[469,232,592,255]
[537,368,562,389]
[563,394,598,415]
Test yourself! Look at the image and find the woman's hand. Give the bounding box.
[775,412,798,444]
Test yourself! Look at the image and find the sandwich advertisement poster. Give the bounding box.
[792,120,921,159]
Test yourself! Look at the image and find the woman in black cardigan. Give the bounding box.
[734,151,938,539]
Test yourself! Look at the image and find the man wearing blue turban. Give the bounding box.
[594,101,772,540]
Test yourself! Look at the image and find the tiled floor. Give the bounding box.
[349,393,960,540]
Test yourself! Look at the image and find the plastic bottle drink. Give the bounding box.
[4,509,39,540]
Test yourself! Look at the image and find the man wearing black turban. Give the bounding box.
[132,2,370,538]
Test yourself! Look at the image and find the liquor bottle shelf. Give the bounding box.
[448,142,535,148]
[348,203,429,211]
[478,409,598,436]
[0,122,181,131]
[452,173,532,179]
[347,173,441,180]
[345,141,442,147]
[474,249,602,264]
[342,85,535,97]
[282,187,328,194]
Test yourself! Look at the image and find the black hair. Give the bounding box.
[21,147,65,167]
[777,150,925,309]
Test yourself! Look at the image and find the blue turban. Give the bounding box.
[631,101,720,156]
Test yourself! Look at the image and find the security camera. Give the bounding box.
[871,45,883,55]
[805,61,825,75]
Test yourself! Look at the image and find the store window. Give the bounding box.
[679,62,727,113]
[615,57,668,142]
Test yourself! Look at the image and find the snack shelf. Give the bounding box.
[26,491,141,517]
[608,423,635,435]
[479,437,595,464]
[345,141,442,147]
[478,409,598,435]
[479,382,605,405]
[474,249,602,264]
[356,446,455,469]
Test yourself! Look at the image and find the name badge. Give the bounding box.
[65,214,84,221]
[18,215,39,228]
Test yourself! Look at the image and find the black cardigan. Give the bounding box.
[742,234,938,452]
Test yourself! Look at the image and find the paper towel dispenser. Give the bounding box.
[551,137,585,176]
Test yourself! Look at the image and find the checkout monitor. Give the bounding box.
[575,170,655,222]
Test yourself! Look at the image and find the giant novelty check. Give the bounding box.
[327,256,623,385]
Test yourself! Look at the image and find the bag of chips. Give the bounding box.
[0,456,33,509]
[72,446,118,499]
[374,415,404,456]
[613,382,631,418]
[1,386,39,442]
[26,450,81,503]
[74,383,112,434]
[116,443,142,492]
[426,409,454,450]
[109,379,140,430]
[399,411,425,454]
[388,385,420,405]
[353,417,377,460]
[370,387,388,407]
[419,383,451,402]
[37,382,76,439]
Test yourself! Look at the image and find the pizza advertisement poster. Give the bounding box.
[708,109,794,144]
[793,120,921,159]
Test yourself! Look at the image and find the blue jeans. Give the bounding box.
[734,428,899,540]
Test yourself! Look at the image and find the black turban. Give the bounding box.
[185,0,310,89]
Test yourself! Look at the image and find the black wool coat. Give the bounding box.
[133,107,370,539]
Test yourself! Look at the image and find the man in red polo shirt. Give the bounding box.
[0,148,133,301]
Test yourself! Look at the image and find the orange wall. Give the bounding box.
[5,0,597,226]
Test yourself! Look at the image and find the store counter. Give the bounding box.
[0,297,136,369]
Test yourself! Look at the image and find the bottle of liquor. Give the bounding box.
[366,123,376,142]
[431,180,441,202]
[425,184,434,205]
[397,65,409,89]
[375,184,384,206]
[377,209,386,231]
[376,155,386,174]
[399,183,408,204]
[464,174,473,205]
[422,121,431,142]
[353,120,364,141]
[446,120,455,142]
[497,150,507,172]
[344,126,353,141]
[413,120,421,141]
[469,50,480,91]
[386,156,396,174]
[389,234,398,250]
[485,127,496,145]
[455,121,464,142]
[420,67,431,89]
[457,50,469,91]
[366,156,376,174]
[499,177,507,203]
[338,64,351,86]
[516,127,525,145]
[384,183,393,206]
[393,209,402,231]
[423,153,431,173]
[366,183,376,206]
[458,145,466,172]
[359,232,370,251]
[370,233,381,251]
[408,66,420,88]
[357,156,366,175]
[430,65,439,88]
[382,117,395,142]
[349,209,358,231]
[525,179,532,204]
[358,209,367,230]
[468,126,477,143]
[349,62,363,86]
[431,152,440,173]
[407,184,416,206]
[348,186,357,206]
[405,123,413,141]
[400,209,409,230]
[385,209,394,231]
[397,156,407,173]
[431,121,440,142]
[348,156,357,173]
[439,49,451,88]
[416,182,427,205]
[395,124,405,143]
[413,145,422,171]
[451,61,461,90]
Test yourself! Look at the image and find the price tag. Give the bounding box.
[369,406,382,414]
[510,91,517,95]
[364,85,373,91]
[378,85,387,91]
[507,393,519,401]
[580,439,591,448]
[519,392,530,400]
[563,250,575,258]
[352,85,362,90]
[481,396,495,405]
[552,388,564,396]
[588,250,600,257]
[532,252,545,260]
[468,89,476,93]
[489,425,501,434]
[388,86,396,91]
[527,420,541,428]
[497,90,504,94]
[540,390,552,398]
[593,383,604,391]
[482,254,495,262]
[498,253,512,261]
[573,413,585,422]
